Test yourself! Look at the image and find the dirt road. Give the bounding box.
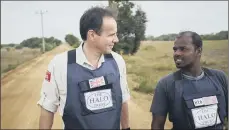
[1,44,171,129]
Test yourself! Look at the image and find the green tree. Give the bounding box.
[20,37,42,48]
[216,31,228,40]
[53,39,62,46]
[65,34,80,48]
[132,6,147,54]
[110,1,147,55]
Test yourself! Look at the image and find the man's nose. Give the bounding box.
[174,49,183,56]
[113,35,119,43]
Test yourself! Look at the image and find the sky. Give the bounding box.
[1,1,228,44]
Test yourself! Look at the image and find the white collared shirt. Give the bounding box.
[37,43,130,116]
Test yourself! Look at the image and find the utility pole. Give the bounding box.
[35,10,47,53]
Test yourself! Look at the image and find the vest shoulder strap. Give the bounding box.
[202,67,227,95]
[67,50,113,64]
[165,69,181,99]
[166,67,228,124]
[67,49,76,64]
[169,67,227,101]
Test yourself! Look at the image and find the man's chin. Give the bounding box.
[175,64,190,70]
[176,66,181,69]
[104,49,112,54]
[175,64,183,69]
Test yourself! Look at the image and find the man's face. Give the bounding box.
[94,17,119,54]
[173,35,200,69]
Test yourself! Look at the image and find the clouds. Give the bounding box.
[133,1,228,36]
[1,1,228,44]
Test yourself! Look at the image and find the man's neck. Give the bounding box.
[83,41,102,67]
[181,63,202,77]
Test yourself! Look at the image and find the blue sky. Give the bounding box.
[1,1,228,44]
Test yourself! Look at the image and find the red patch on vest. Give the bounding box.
[45,71,51,82]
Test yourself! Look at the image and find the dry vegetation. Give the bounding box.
[123,40,228,112]
[0,40,227,128]
[1,47,41,75]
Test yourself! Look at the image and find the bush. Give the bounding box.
[15,45,23,49]
[65,34,80,47]
[6,48,10,51]
[201,60,217,66]
[153,64,174,71]
[134,79,154,94]
[45,43,55,51]
[8,43,16,47]
[142,46,156,51]
[3,64,18,73]
[20,37,62,49]
[72,43,80,48]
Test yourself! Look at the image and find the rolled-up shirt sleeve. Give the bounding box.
[37,56,60,113]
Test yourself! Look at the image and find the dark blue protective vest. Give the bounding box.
[62,49,122,129]
[168,68,227,130]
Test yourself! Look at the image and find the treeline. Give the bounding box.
[200,31,228,40]
[1,34,82,52]
[146,31,228,41]
[2,0,148,56]
[2,37,62,51]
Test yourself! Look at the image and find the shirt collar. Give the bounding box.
[75,42,105,67]
[182,71,205,80]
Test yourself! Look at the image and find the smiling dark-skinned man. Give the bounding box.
[150,31,228,130]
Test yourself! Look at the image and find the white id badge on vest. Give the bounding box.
[84,89,113,111]
[191,104,221,129]
[193,96,218,107]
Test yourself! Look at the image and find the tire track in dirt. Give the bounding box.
[1,44,72,129]
[1,43,170,129]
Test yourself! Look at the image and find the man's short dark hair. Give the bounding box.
[176,31,203,49]
[80,6,115,41]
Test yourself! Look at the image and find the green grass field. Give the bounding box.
[1,47,41,74]
[122,40,228,111]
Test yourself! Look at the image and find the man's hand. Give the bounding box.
[121,102,129,129]
[39,107,55,129]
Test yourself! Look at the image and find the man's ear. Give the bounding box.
[197,47,202,55]
[87,30,95,41]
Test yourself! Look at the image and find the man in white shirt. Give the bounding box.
[37,6,130,129]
